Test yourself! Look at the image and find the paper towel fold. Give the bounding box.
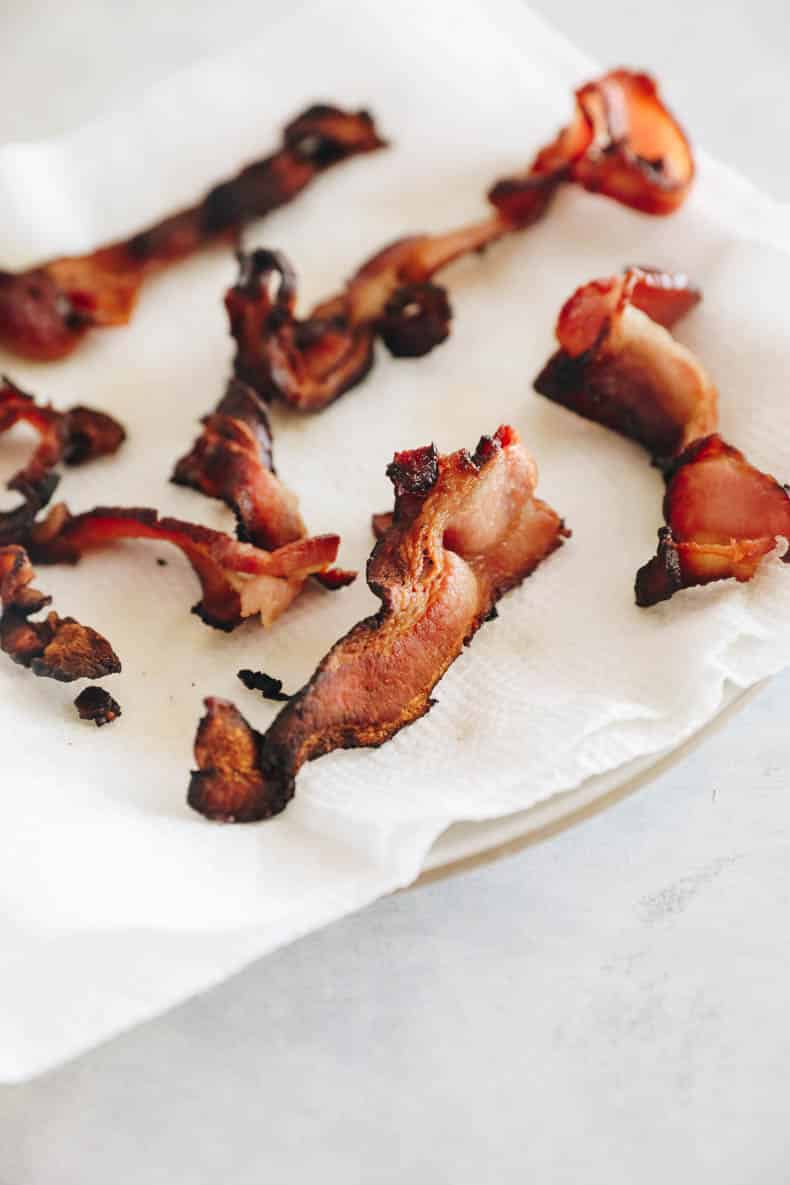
[1,0,789,1080]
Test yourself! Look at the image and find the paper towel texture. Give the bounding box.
[1,0,789,1079]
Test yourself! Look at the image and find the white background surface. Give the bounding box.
[1,1,789,1182]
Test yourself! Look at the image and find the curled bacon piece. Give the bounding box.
[535,268,716,463]
[172,378,303,552]
[228,71,693,414]
[0,378,126,544]
[0,544,120,681]
[172,376,355,589]
[28,504,341,630]
[0,105,385,362]
[635,435,790,606]
[490,69,694,224]
[188,425,568,821]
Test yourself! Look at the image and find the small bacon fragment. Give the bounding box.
[635,435,790,605]
[0,377,125,544]
[535,267,715,462]
[490,69,694,223]
[29,505,341,630]
[0,544,120,681]
[74,685,122,726]
[229,72,693,414]
[188,426,568,821]
[237,668,292,702]
[0,106,385,362]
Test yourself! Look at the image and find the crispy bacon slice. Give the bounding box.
[0,544,120,681]
[0,377,126,544]
[172,378,304,551]
[0,106,385,362]
[635,435,790,605]
[535,268,716,462]
[172,376,355,588]
[28,505,341,630]
[188,425,568,821]
[74,685,122,726]
[229,72,693,414]
[490,69,694,224]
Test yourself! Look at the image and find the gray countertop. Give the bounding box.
[2,2,789,1181]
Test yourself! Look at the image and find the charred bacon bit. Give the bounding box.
[29,505,342,631]
[74,685,122,726]
[535,267,715,462]
[490,69,694,223]
[635,435,790,605]
[0,544,120,682]
[230,73,693,415]
[0,378,126,544]
[0,106,385,362]
[189,426,568,821]
[237,668,292,702]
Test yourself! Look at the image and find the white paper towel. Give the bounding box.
[1,0,789,1081]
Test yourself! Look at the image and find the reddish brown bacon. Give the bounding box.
[28,504,341,630]
[228,71,693,414]
[172,376,355,589]
[0,378,125,544]
[535,268,716,463]
[0,106,384,362]
[490,69,694,224]
[188,425,568,821]
[635,435,790,605]
[172,378,304,552]
[0,544,120,681]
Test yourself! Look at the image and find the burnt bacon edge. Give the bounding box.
[74,685,122,726]
[0,105,386,362]
[0,543,121,683]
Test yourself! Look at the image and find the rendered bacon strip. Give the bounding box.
[0,378,125,544]
[635,435,790,605]
[535,268,716,462]
[490,69,694,223]
[0,544,120,681]
[28,505,341,630]
[230,72,693,414]
[0,106,385,362]
[188,425,568,821]
[172,378,304,552]
[173,376,355,588]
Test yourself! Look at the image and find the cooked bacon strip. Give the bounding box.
[535,268,716,462]
[0,106,385,362]
[490,69,694,223]
[172,378,303,551]
[228,72,693,414]
[28,505,341,630]
[635,435,790,605]
[0,378,125,544]
[0,544,120,681]
[188,425,568,821]
[74,685,122,726]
